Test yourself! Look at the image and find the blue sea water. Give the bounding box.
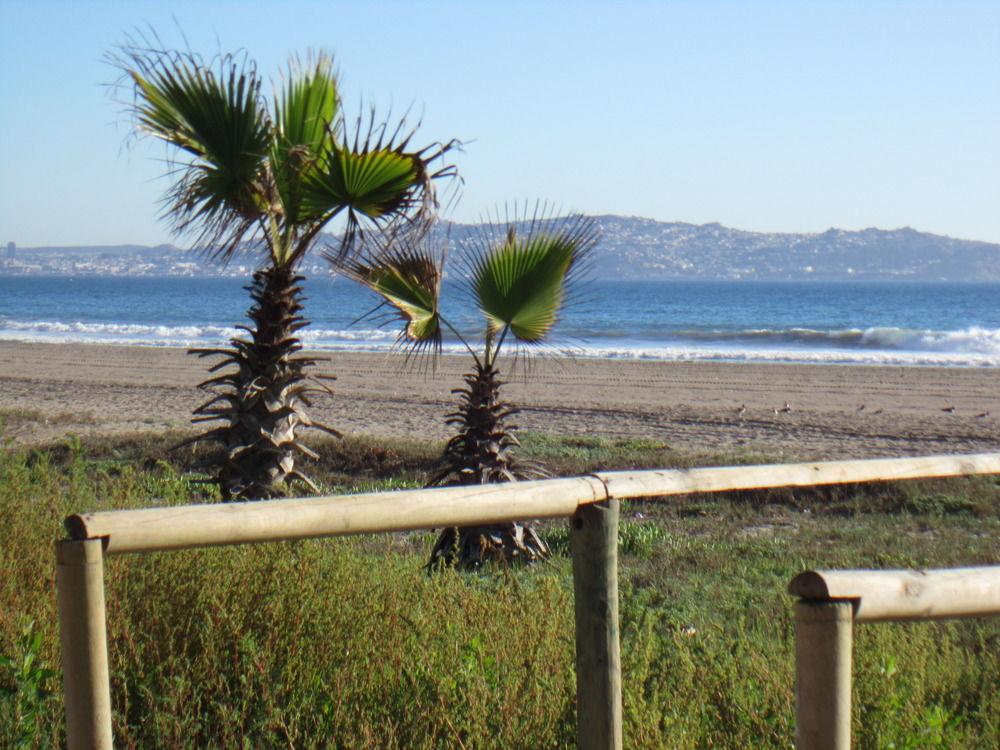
[2,275,1000,367]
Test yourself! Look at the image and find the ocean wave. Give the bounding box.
[0,320,241,340]
[2,319,1000,367]
[0,319,398,348]
[574,325,1000,355]
[562,343,1000,368]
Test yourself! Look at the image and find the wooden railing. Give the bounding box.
[789,566,1000,750]
[55,452,1000,750]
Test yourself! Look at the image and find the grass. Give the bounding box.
[1,429,998,748]
[0,408,98,431]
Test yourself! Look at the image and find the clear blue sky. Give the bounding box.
[2,0,998,246]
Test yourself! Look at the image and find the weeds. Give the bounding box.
[0,621,59,749]
[0,432,997,748]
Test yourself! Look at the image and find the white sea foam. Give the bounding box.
[0,320,397,349]
[563,344,1000,368]
[630,325,1000,354]
[548,325,1000,367]
[2,319,1000,367]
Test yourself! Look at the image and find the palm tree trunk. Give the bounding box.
[183,265,338,500]
[427,361,550,569]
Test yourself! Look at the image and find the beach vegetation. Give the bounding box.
[336,207,598,568]
[109,35,456,499]
[1,431,998,747]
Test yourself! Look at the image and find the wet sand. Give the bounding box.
[1,341,998,459]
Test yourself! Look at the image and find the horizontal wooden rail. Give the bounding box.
[66,452,1000,555]
[789,566,1000,622]
[67,477,608,555]
[595,451,1000,499]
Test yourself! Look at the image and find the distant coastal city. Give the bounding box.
[5,217,1000,281]
[0,240,270,278]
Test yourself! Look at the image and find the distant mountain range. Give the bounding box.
[6,217,1000,281]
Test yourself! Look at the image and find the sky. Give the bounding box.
[1,0,998,247]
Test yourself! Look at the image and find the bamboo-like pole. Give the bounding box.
[571,499,622,750]
[789,566,1000,622]
[64,452,1000,554]
[596,452,1000,500]
[794,600,853,750]
[56,539,113,750]
[67,476,609,554]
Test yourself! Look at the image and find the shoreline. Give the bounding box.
[3,336,1000,370]
[1,340,998,459]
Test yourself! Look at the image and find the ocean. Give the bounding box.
[1,276,1000,367]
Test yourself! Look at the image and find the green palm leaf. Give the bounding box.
[120,48,271,258]
[270,55,340,233]
[301,145,422,227]
[303,114,458,256]
[470,215,597,343]
[339,240,443,350]
[273,55,338,154]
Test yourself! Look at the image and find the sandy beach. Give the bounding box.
[1,340,998,459]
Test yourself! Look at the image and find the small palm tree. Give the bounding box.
[338,209,597,568]
[112,40,456,499]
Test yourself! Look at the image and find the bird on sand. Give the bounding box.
[941,404,956,413]
[856,404,865,412]
[778,401,792,413]
[974,411,990,419]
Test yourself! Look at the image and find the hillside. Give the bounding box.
[434,217,1000,281]
[5,218,1000,281]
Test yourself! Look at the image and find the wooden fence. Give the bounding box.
[55,451,1000,750]
[789,566,1000,750]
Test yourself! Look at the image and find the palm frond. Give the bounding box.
[465,206,598,344]
[337,233,444,354]
[305,107,459,259]
[270,53,340,239]
[110,37,271,260]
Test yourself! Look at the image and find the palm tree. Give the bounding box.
[111,40,456,499]
[338,209,597,568]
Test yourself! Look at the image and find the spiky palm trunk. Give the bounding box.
[184,266,338,500]
[428,361,550,569]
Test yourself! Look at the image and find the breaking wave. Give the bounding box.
[0,320,398,349]
[2,319,1000,366]
[562,344,1000,368]
[615,325,1000,355]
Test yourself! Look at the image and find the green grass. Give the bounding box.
[1,430,998,748]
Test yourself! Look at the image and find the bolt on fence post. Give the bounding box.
[56,539,113,750]
[570,498,622,750]
[794,599,854,750]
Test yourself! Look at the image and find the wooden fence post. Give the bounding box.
[794,600,854,750]
[570,498,622,750]
[56,539,113,750]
